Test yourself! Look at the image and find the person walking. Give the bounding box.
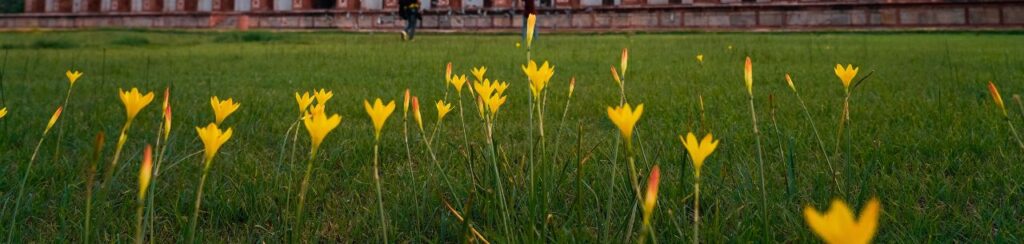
[399,0,421,41]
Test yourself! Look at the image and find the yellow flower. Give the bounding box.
[164,104,172,139]
[525,14,536,48]
[474,79,510,119]
[568,77,576,98]
[611,66,621,87]
[210,96,240,125]
[642,165,661,225]
[484,94,507,117]
[138,145,153,201]
[66,70,83,86]
[307,103,325,117]
[314,89,334,104]
[412,97,423,131]
[295,91,314,114]
[195,123,233,164]
[785,73,797,92]
[471,66,487,82]
[0,107,6,119]
[620,48,629,77]
[744,57,753,96]
[522,60,555,99]
[989,81,1007,117]
[364,98,396,140]
[436,100,452,122]
[804,198,881,244]
[835,64,859,91]
[680,132,719,178]
[446,62,453,84]
[404,89,411,117]
[45,106,63,133]
[450,74,468,93]
[606,103,643,142]
[119,88,155,123]
[696,54,703,64]
[476,95,485,119]
[303,110,342,151]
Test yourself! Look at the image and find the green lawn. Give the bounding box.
[0,30,1022,242]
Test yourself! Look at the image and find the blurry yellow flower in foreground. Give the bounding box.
[525,14,536,48]
[988,81,1007,117]
[364,98,396,140]
[303,110,342,151]
[642,165,661,225]
[0,107,6,119]
[196,123,233,165]
[804,198,881,244]
[138,145,153,201]
[835,64,860,91]
[45,106,63,133]
[66,70,83,86]
[436,100,452,122]
[696,54,704,64]
[744,57,753,96]
[606,103,643,142]
[210,96,240,125]
[680,132,719,177]
[522,60,555,98]
[471,66,487,82]
[412,97,423,131]
[295,92,314,114]
[314,89,334,104]
[119,88,155,123]
[450,74,468,93]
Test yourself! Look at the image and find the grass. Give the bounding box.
[0,29,1022,242]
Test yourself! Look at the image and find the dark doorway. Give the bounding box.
[26,0,45,12]
[180,0,198,11]
[217,0,235,11]
[146,0,164,11]
[602,0,613,6]
[85,0,100,11]
[313,0,336,9]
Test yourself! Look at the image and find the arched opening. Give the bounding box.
[313,0,336,9]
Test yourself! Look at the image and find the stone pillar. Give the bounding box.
[198,0,211,11]
[132,0,143,11]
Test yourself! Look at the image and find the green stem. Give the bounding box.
[749,97,769,241]
[293,149,317,243]
[693,178,700,244]
[486,120,512,241]
[373,142,389,243]
[419,125,460,202]
[1007,118,1024,151]
[795,92,842,194]
[6,129,50,243]
[134,199,145,244]
[187,164,211,244]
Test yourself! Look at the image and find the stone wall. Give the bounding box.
[1,1,1022,30]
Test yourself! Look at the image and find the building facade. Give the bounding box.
[4,0,1024,30]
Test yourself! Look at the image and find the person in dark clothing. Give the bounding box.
[399,0,421,41]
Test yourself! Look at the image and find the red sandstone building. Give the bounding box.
[5,0,1024,29]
